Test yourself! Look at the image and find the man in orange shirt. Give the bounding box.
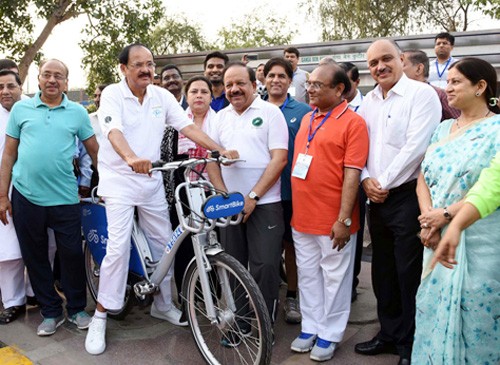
[289,64,369,362]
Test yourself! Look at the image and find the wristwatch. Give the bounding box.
[248,191,260,201]
[443,207,452,220]
[337,217,352,227]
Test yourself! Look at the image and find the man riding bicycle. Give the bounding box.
[85,43,237,356]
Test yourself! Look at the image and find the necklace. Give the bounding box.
[455,110,491,129]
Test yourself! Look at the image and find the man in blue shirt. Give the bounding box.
[0,59,98,336]
[203,51,230,112]
[263,57,312,324]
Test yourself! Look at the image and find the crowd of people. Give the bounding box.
[0,31,498,365]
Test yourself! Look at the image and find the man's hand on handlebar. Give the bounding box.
[220,150,239,160]
[126,156,153,175]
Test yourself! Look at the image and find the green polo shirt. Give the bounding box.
[6,92,94,206]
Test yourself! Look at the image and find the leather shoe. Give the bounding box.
[355,337,398,355]
[0,305,26,324]
[398,357,410,365]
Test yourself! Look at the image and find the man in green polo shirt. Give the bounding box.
[0,59,99,336]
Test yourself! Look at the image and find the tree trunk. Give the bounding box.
[17,1,74,83]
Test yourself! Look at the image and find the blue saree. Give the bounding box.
[412,114,500,365]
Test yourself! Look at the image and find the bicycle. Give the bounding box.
[81,155,273,365]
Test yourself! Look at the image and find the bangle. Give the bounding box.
[443,207,452,220]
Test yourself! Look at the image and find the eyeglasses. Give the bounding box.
[304,81,328,90]
[128,61,156,70]
[40,72,66,81]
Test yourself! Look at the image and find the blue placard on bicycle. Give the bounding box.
[202,192,244,219]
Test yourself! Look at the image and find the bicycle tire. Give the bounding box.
[83,242,133,320]
[182,251,273,365]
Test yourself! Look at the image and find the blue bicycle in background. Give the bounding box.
[81,155,272,365]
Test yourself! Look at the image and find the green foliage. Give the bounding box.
[80,0,163,95]
[149,15,210,56]
[0,1,35,61]
[303,0,499,40]
[216,13,295,50]
[86,103,97,113]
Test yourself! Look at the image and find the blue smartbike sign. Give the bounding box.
[202,192,245,219]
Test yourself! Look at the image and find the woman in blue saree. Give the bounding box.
[413,57,500,365]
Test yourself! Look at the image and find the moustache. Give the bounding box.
[376,69,389,77]
[229,91,243,97]
[139,72,152,78]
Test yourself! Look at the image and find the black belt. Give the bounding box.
[389,179,417,194]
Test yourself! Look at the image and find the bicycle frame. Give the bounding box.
[82,157,244,319]
[138,165,244,323]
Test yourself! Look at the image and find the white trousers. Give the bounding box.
[97,193,174,311]
[293,229,356,342]
[0,259,34,307]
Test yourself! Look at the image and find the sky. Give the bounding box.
[6,0,499,93]
[18,0,315,93]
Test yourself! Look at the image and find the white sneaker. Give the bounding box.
[150,302,188,327]
[85,317,107,355]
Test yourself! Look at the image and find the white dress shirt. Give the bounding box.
[359,74,441,190]
[428,56,459,89]
[348,89,363,113]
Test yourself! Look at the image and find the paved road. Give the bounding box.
[0,258,400,365]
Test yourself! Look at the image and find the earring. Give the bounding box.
[475,92,481,97]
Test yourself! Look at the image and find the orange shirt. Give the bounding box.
[291,100,369,235]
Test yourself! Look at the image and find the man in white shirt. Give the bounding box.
[0,69,31,325]
[207,62,288,345]
[284,47,309,104]
[428,32,459,89]
[354,39,441,365]
[85,43,236,356]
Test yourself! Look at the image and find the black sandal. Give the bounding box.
[0,305,26,324]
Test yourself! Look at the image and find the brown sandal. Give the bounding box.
[0,305,26,324]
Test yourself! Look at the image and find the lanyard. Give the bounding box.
[353,93,363,112]
[306,108,332,153]
[436,58,451,79]
[280,96,290,112]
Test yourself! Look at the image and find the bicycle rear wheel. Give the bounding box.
[83,242,133,320]
[182,251,273,365]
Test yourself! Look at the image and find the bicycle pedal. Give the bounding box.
[133,281,158,297]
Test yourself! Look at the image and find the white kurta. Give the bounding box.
[0,106,22,262]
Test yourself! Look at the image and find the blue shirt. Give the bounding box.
[279,95,312,200]
[210,92,229,112]
[7,92,94,206]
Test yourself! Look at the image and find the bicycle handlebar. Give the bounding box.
[149,155,244,173]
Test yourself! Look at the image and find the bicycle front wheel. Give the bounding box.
[182,251,272,365]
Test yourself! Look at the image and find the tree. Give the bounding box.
[303,0,423,40]
[303,0,499,41]
[149,15,210,56]
[0,0,162,89]
[216,13,295,50]
[0,0,91,82]
[79,0,163,94]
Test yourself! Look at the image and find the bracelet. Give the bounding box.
[443,207,452,221]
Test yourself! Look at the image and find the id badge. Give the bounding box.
[292,153,312,180]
